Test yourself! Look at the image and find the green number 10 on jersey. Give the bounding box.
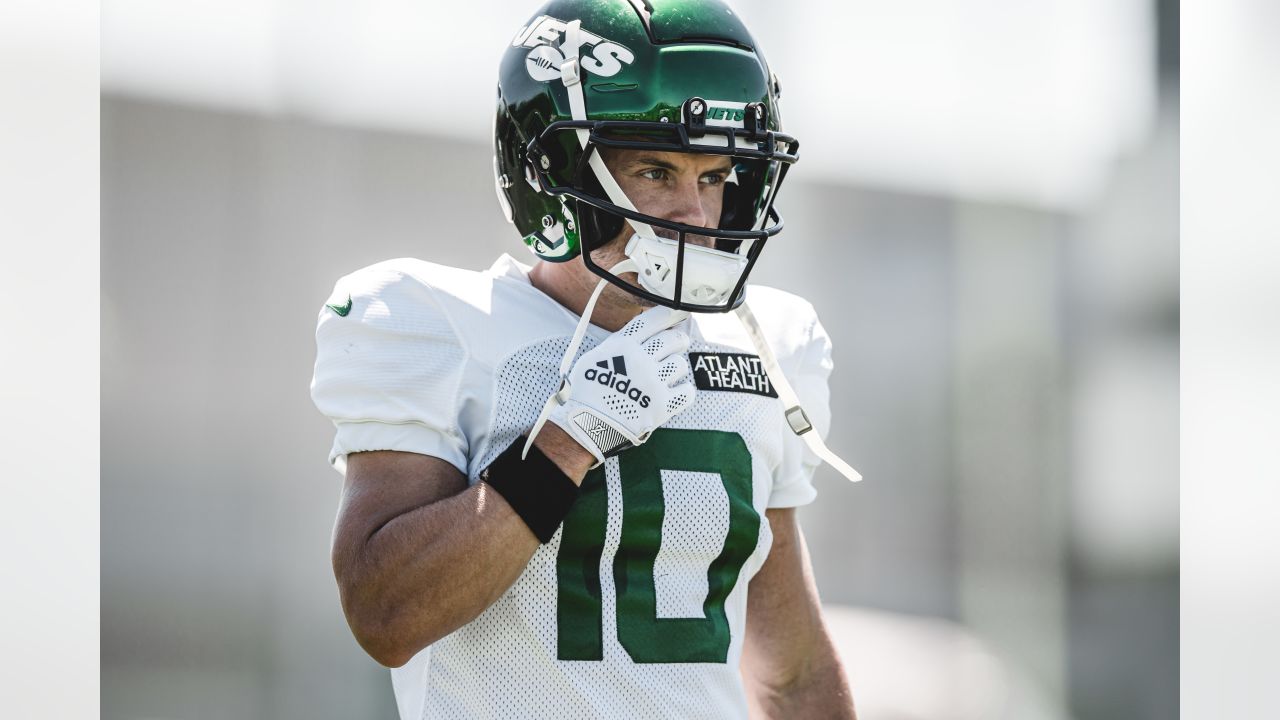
[556,429,760,664]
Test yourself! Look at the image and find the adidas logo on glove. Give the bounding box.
[527,304,695,468]
[582,356,651,408]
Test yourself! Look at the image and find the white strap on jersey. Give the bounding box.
[522,259,639,461]
[734,302,863,483]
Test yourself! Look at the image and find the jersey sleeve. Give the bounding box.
[767,312,834,508]
[310,264,470,476]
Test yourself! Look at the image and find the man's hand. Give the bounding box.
[549,305,696,463]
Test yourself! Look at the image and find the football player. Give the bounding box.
[312,1,860,717]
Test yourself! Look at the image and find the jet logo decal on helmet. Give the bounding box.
[514,15,635,82]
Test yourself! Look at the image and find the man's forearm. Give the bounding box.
[341,478,538,666]
[337,427,595,667]
[747,646,856,720]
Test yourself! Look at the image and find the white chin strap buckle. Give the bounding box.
[623,233,748,306]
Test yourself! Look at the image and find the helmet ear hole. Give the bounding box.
[577,197,625,251]
[576,162,626,250]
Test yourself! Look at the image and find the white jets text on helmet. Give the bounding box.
[513,16,636,82]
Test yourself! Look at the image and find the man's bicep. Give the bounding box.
[335,450,468,554]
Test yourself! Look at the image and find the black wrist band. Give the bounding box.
[480,436,581,543]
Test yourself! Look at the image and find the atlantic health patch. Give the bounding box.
[689,352,778,398]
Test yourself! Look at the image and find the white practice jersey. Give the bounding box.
[311,255,834,720]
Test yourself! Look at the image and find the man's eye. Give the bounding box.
[639,168,667,181]
[700,172,728,186]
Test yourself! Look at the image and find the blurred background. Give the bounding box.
[101,1,1178,718]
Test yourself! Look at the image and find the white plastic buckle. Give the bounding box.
[560,57,580,87]
[623,233,747,306]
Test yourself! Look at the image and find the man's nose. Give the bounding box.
[666,176,714,229]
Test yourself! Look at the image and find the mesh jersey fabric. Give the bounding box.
[310,254,835,720]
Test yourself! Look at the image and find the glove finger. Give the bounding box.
[663,381,697,417]
[642,327,691,360]
[656,354,692,387]
[619,306,690,344]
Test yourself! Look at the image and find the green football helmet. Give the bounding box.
[493,0,798,312]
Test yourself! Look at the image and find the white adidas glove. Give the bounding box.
[549,306,697,464]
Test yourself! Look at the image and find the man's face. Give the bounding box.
[596,146,733,248]
[578,146,732,312]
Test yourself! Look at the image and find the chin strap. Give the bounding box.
[559,21,654,240]
[523,259,639,460]
[734,302,863,483]
[523,267,863,483]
